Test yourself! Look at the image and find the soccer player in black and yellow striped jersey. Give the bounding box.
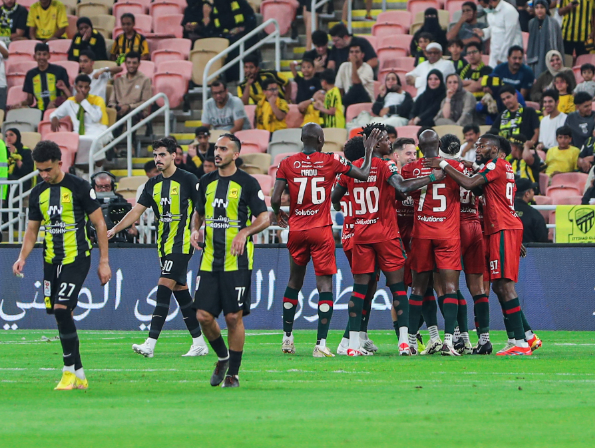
[109,138,208,358]
[238,53,291,105]
[13,141,111,391]
[191,133,270,388]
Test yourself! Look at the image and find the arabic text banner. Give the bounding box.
[0,247,593,331]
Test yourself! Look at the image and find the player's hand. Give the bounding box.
[423,157,443,169]
[191,230,202,250]
[106,228,118,240]
[276,210,289,228]
[520,244,527,258]
[98,260,111,285]
[432,169,445,181]
[363,128,383,154]
[13,258,25,276]
[461,159,475,169]
[231,229,248,256]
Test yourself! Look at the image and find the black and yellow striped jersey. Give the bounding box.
[323,87,345,128]
[560,0,594,42]
[196,169,267,272]
[138,168,200,258]
[23,64,70,111]
[28,174,100,265]
[237,69,288,104]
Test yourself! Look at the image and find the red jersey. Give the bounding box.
[478,158,523,235]
[337,175,355,246]
[276,151,352,231]
[341,157,401,244]
[396,195,414,247]
[401,158,463,240]
[460,166,480,223]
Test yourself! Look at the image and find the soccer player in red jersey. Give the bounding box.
[401,130,465,356]
[271,123,381,357]
[425,134,538,356]
[332,124,444,356]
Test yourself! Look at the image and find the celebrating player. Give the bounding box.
[424,134,539,355]
[108,137,208,358]
[13,141,111,390]
[401,130,464,356]
[271,123,379,358]
[191,133,270,388]
[333,124,445,356]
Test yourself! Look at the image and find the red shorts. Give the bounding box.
[287,226,337,276]
[460,220,485,275]
[403,256,413,287]
[410,237,461,273]
[483,234,490,281]
[487,229,523,282]
[352,238,406,275]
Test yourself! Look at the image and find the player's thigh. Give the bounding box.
[310,226,337,276]
[461,222,485,275]
[434,238,462,271]
[352,243,377,275]
[287,230,311,267]
[343,245,353,270]
[160,253,192,285]
[492,229,522,283]
[53,257,92,311]
[194,270,223,317]
[220,270,253,317]
[43,263,60,314]
[410,238,434,273]
[374,238,406,274]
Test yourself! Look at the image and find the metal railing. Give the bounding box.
[310,0,332,33]
[88,93,170,178]
[202,19,281,106]
[347,0,388,34]
[0,170,39,243]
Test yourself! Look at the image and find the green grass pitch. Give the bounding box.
[1,330,595,448]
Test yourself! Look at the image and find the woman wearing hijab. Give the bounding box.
[526,0,564,79]
[371,72,413,127]
[435,73,477,126]
[530,50,575,103]
[67,17,108,62]
[410,8,448,57]
[409,69,446,127]
[5,128,34,190]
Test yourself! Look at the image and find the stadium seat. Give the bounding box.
[151,50,184,66]
[8,40,41,55]
[271,128,302,144]
[77,3,110,17]
[272,151,297,168]
[89,14,116,35]
[53,61,80,85]
[408,1,440,18]
[479,125,491,134]
[38,120,73,138]
[4,109,42,130]
[66,15,78,39]
[138,60,155,78]
[576,54,595,67]
[116,175,148,199]
[193,37,230,53]
[285,105,304,129]
[547,185,582,202]
[156,38,192,58]
[19,132,41,150]
[433,125,464,140]
[268,141,301,159]
[190,44,229,85]
[345,103,373,123]
[154,0,186,7]
[240,142,262,154]
[372,23,405,39]
[6,86,27,109]
[395,125,421,141]
[374,11,412,33]
[154,73,186,108]
[150,2,183,27]
[379,35,414,56]
[260,0,298,35]
[6,61,37,89]
[244,105,256,128]
[446,0,466,21]
[5,53,34,72]
[522,31,529,53]
[48,39,71,62]
[251,174,273,195]
[539,172,549,197]
[208,129,227,143]
[378,49,410,70]
[533,195,552,222]
[1,121,36,134]
[106,107,117,126]
[323,128,348,152]
[113,2,144,22]
[359,35,378,52]
[156,60,192,81]
[241,153,271,174]
[61,0,78,14]
[17,0,36,8]
[47,133,79,171]
[235,129,271,152]
[549,172,588,192]
[153,14,184,38]
[553,195,583,205]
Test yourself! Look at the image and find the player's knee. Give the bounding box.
[224,312,242,329]
[196,310,213,325]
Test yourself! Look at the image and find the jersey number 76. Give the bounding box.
[295,177,325,205]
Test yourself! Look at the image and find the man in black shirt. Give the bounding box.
[506,134,543,193]
[490,85,540,146]
[290,58,322,108]
[0,0,28,42]
[303,30,331,74]
[460,41,492,100]
[514,178,549,243]
[238,53,291,105]
[327,23,377,72]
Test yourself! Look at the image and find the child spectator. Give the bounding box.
[554,72,575,114]
[413,32,432,67]
[314,69,345,128]
[545,125,580,177]
[447,39,466,74]
[291,58,322,113]
[255,78,288,132]
[386,125,397,145]
[574,63,595,97]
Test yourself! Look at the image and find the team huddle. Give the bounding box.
[12,123,541,391]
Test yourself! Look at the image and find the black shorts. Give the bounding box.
[43,257,91,314]
[160,253,192,285]
[194,270,252,317]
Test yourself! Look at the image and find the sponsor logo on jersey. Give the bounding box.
[355,175,377,183]
[417,215,447,222]
[461,207,477,214]
[160,197,171,205]
[355,218,378,225]
[212,198,228,208]
[160,212,182,223]
[295,209,319,216]
[206,216,240,229]
[293,161,301,169]
[45,222,77,234]
[48,205,63,215]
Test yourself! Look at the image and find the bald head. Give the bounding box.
[302,122,324,151]
[418,129,439,157]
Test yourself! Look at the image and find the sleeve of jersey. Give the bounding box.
[195,179,206,215]
[276,160,286,181]
[28,190,42,221]
[247,178,268,217]
[137,181,153,208]
[188,174,201,208]
[400,164,411,179]
[81,183,101,215]
[479,161,499,183]
[384,160,399,180]
[337,173,348,188]
[332,153,352,175]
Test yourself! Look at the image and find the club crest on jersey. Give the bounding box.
[229,188,239,199]
[61,192,70,203]
[486,162,496,170]
[171,187,178,195]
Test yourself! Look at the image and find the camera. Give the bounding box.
[89,192,133,243]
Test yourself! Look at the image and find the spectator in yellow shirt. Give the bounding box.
[545,125,580,176]
[255,78,288,132]
[315,69,345,128]
[554,73,575,114]
[27,0,68,42]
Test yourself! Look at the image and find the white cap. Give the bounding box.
[426,43,443,52]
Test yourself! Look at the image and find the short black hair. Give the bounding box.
[343,136,365,162]
[497,136,512,157]
[152,137,177,154]
[263,77,278,90]
[329,23,348,38]
[121,12,135,23]
[385,125,397,136]
[360,122,387,138]
[32,140,62,163]
[440,134,461,156]
[75,74,91,85]
[392,137,416,153]
[479,133,501,150]
[320,69,335,84]
[220,133,242,152]
[542,89,559,102]
[499,84,518,97]
[195,126,210,136]
[574,91,593,105]
[554,72,572,85]
[301,58,315,67]
[556,125,573,137]
[35,43,49,53]
[243,53,259,67]
[144,160,156,172]
[465,41,482,53]
[204,156,215,164]
[581,63,595,74]
[508,45,524,57]
[463,124,480,134]
[211,80,227,90]
[447,39,464,49]
[348,42,363,52]
[125,51,141,62]
[79,49,96,61]
[312,30,328,47]
[462,1,477,12]
[418,32,433,41]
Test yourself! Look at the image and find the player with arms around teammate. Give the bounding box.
[401,130,465,356]
[13,141,111,390]
[191,134,270,388]
[108,137,208,358]
[425,134,537,355]
[333,124,445,356]
[271,123,378,358]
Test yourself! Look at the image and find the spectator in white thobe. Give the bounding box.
[406,43,455,97]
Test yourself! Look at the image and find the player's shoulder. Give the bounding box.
[64,173,92,190]
[30,181,48,198]
[324,151,350,166]
[199,170,218,186]
[237,169,261,187]
[175,167,200,184]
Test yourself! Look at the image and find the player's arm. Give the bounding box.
[271,178,289,228]
[347,128,383,181]
[88,208,111,285]
[107,203,147,239]
[231,211,270,256]
[331,184,347,211]
[424,157,487,190]
[388,170,445,198]
[190,210,205,250]
[12,220,41,276]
